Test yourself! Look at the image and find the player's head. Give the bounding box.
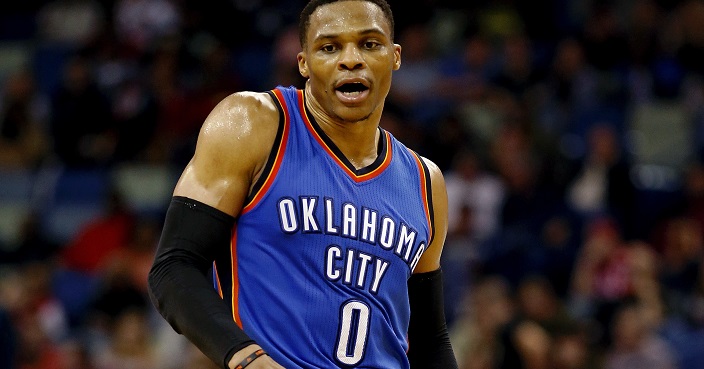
[296,0,401,123]
[299,0,395,48]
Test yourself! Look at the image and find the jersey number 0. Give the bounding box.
[335,300,371,366]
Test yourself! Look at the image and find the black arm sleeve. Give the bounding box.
[148,196,255,368]
[407,268,458,369]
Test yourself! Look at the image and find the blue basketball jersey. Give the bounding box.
[213,86,435,368]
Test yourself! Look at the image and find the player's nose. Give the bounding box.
[338,44,365,71]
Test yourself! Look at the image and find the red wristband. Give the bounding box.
[234,349,267,369]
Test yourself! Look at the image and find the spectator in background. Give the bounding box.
[653,160,704,249]
[377,99,424,152]
[49,188,134,328]
[660,261,704,369]
[15,314,66,369]
[104,218,161,296]
[444,148,505,243]
[36,0,105,46]
[536,214,582,297]
[147,44,200,166]
[569,218,632,326]
[0,69,50,168]
[59,189,134,275]
[425,113,475,171]
[437,33,497,105]
[491,34,544,102]
[535,37,600,139]
[673,0,704,77]
[388,22,448,127]
[569,219,666,349]
[0,212,59,266]
[1,262,71,369]
[475,0,524,43]
[269,25,307,89]
[58,339,95,369]
[50,55,115,167]
[114,0,181,56]
[656,217,702,316]
[495,292,552,369]
[625,0,662,69]
[441,147,504,314]
[604,301,679,369]
[566,123,638,240]
[90,24,139,102]
[110,73,160,163]
[484,118,575,288]
[450,276,514,369]
[580,3,629,73]
[442,203,477,327]
[92,307,156,369]
[192,37,244,106]
[627,242,666,324]
[516,275,576,338]
[551,324,595,369]
[624,0,676,103]
[86,265,150,364]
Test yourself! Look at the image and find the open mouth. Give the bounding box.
[336,82,369,95]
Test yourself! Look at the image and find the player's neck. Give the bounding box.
[305,88,382,169]
[320,119,381,170]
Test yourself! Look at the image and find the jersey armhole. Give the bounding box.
[410,150,436,245]
[242,90,287,210]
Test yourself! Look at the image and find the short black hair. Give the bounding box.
[299,0,395,47]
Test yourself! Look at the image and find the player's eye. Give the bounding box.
[321,44,336,53]
[363,41,381,49]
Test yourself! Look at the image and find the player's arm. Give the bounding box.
[407,157,458,369]
[147,92,284,369]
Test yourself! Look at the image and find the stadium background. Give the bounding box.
[0,0,703,368]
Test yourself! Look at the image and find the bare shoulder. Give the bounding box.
[199,91,279,148]
[419,156,446,188]
[173,91,280,215]
[191,91,280,178]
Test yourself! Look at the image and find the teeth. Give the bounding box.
[341,90,362,95]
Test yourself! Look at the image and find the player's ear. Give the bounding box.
[393,44,401,71]
[297,52,309,78]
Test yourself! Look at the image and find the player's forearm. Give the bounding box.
[408,331,456,369]
[148,197,256,367]
[407,269,459,369]
[149,251,254,367]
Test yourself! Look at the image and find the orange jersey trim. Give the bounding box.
[230,225,242,328]
[241,88,290,214]
[213,262,224,298]
[411,151,434,242]
[297,89,392,183]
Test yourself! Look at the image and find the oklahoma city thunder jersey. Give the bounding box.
[212,86,435,368]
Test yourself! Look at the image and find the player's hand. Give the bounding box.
[228,344,286,369]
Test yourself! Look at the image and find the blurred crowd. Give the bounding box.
[1,0,704,368]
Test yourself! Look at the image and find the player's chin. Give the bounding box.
[334,105,374,123]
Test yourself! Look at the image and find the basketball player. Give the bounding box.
[147,0,458,368]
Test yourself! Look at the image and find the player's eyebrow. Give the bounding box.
[314,27,387,42]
